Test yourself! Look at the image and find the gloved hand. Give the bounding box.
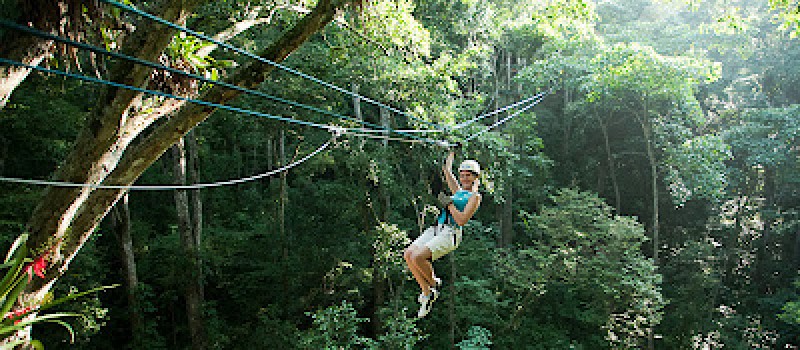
[437,192,453,208]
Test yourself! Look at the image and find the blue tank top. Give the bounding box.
[438,190,474,226]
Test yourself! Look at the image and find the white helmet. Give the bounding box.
[458,160,481,176]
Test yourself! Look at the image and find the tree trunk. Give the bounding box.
[641,119,658,264]
[794,226,800,270]
[18,0,344,344]
[0,34,54,109]
[187,131,203,249]
[449,255,457,349]
[187,131,206,349]
[111,193,143,347]
[352,83,365,150]
[380,107,391,216]
[562,82,574,184]
[0,0,107,108]
[279,129,289,301]
[500,134,515,247]
[172,138,207,350]
[0,136,7,174]
[599,118,621,211]
[500,184,514,247]
[639,104,658,350]
[20,0,203,325]
[758,166,775,294]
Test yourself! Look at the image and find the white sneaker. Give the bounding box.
[420,279,441,302]
[418,293,432,318]
[430,287,440,303]
[417,288,440,318]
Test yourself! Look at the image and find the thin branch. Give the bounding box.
[197,4,313,57]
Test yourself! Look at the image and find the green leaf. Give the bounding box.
[3,234,27,264]
[37,284,120,313]
[0,275,28,319]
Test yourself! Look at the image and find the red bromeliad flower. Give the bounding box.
[24,255,47,280]
[4,307,34,325]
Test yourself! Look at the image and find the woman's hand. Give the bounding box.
[437,192,453,208]
[444,151,455,169]
[472,178,480,193]
[442,151,459,194]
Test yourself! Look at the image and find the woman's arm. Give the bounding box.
[447,179,481,226]
[443,151,459,194]
[447,193,481,226]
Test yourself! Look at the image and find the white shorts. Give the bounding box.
[411,224,463,261]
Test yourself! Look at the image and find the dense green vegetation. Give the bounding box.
[1,0,799,348]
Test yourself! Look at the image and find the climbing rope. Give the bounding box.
[0,132,337,190]
[99,0,446,131]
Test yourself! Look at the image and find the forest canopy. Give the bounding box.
[0,0,799,348]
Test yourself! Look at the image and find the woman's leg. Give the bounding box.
[411,247,435,295]
[405,245,435,293]
[405,245,428,291]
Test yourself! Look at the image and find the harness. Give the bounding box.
[435,197,458,246]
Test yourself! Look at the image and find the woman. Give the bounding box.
[404,150,482,318]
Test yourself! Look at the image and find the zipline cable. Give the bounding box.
[463,89,551,142]
[2,57,450,147]
[453,91,547,130]
[0,132,337,190]
[100,0,446,131]
[0,20,442,141]
[346,91,550,144]
[0,58,342,131]
[342,130,431,144]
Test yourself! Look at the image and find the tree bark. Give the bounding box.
[0,34,55,109]
[18,0,344,342]
[0,0,108,108]
[279,129,289,300]
[352,83,365,150]
[758,166,775,294]
[172,138,207,350]
[795,227,800,270]
[641,120,658,265]
[641,102,657,350]
[0,136,7,174]
[500,135,515,247]
[599,118,621,211]
[449,255,457,349]
[111,194,143,347]
[501,184,514,247]
[21,0,203,318]
[187,131,203,249]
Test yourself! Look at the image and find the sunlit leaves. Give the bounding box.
[358,0,432,58]
[516,189,664,348]
[724,105,800,168]
[368,222,410,278]
[300,300,376,349]
[662,134,732,205]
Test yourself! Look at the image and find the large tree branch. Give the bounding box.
[123,3,318,137]
[35,0,348,300]
[0,34,55,109]
[25,0,205,299]
[123,0,344,163]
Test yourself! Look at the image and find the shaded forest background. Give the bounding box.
[1,0,799,348]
